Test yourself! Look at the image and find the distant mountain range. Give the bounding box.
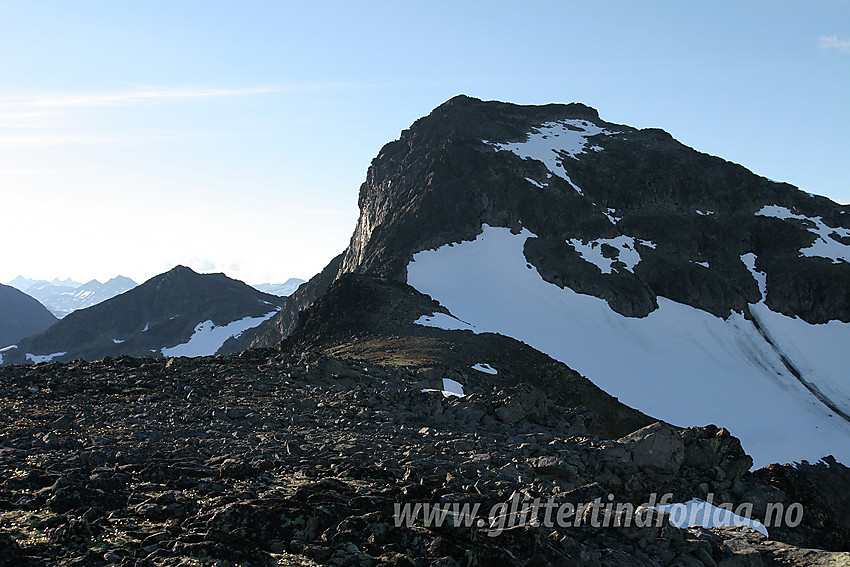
[7,276,137,318]
[0,266,284,365]
[6,275,303,318]
[251,278,305,297]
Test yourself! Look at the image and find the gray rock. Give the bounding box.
[617,421,685,473]
[531,456,578,481]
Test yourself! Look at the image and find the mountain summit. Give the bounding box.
[0,266,282,364]
[239,95,850,466]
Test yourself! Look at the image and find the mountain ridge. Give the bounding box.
[241,95,849,351]
[232,95,850,467]
[0,283,58,350]
[0,266,283,364]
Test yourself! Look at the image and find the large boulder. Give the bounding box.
[682,425,753,481]
[617,421,685,473]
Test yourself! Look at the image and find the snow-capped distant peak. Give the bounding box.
[13,275,138,318]
[51,278,83,288]
[252,279,306,297]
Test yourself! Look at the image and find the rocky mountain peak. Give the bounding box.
[240,95,850,469]
[0,267,283,365]
[337,96,848,324]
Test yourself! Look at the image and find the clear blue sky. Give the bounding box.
[1,1,848,285]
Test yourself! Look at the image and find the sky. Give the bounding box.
[1,0,848,286]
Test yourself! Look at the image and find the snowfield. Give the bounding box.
[409,224,850,467]
[603,208,622,224]
[741,253,850,418]
[161,311,278,358]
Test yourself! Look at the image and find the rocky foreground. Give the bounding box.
[1,346,849,566]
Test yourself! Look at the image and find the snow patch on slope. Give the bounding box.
[568,235,655,274]
[161,311,278,357]
[26,352,67,364]
[756,205,850,263]
[422,378,466,398]
[483,119,619,195]
[407,224,850,467]
[603,208,622,224]
[524,177,546,189]
[414,313,476,331]
[651,499,768,537]
[0,345,18,365]
[472,363,498,375]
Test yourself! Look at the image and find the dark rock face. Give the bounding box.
[0,283,57,348]
[241,253,344,351]
[1,266,284,365]
[752,456,850,551]
[335,95,848,324]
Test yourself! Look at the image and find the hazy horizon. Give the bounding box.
[2,1,848,285]
[4,270,306,289]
